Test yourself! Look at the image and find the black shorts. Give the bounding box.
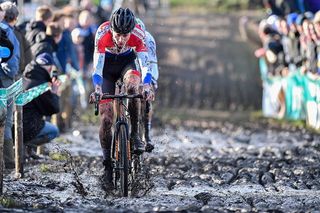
[102,50,137,95]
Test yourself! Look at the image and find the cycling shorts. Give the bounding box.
[102,50,138,95]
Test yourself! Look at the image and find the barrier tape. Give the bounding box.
[0,79,23,107]
[259,57,320,130]
[15,83,50,106]
[0,74,68,108]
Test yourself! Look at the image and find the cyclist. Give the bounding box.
[135,17,158,152]
[89,8,153,184]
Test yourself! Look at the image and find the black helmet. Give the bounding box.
[110,8,135,34]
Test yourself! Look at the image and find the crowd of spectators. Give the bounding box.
[256,0,320,77]
[0,0,113,169]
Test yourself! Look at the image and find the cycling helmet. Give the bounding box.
[110,8,135,34]
[135,17,146,31]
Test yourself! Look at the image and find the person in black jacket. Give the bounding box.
[23,53,61,149]
[31,22,63,72]
[31,22,62,57]
[25,5,53,47]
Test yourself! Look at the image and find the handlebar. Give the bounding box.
[94,93,100,116]
[94,93,144,116]
[101,93,143,99]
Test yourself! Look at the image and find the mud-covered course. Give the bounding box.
[2,120,320,212]
[2,8,320,213]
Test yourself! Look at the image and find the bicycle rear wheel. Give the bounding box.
[119,125,129,197]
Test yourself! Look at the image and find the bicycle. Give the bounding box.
[94,81,144,197]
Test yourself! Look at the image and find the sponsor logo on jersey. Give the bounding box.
[132,26,145,40]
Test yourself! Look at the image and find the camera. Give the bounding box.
[51,70,58,79]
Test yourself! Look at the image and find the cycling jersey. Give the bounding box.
[92,21,152,86]
[143,31,158,83]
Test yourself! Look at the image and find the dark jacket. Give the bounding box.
[25,21,46,47]
[23,61,60,141]
[31,34,57,57]
[14,27,32,78]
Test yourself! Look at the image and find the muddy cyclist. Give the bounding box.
[89,8,153,184]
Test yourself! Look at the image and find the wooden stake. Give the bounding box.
[0,108,7,194]
[14,105,23,178]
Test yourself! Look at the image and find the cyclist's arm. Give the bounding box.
[146,32,159,81]
[92,23,108,91]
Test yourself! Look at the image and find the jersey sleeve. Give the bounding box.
[146,32,159,81]
[92,22,109,86]
[132,26,152,84]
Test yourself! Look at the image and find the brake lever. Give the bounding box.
[94,93,100,116]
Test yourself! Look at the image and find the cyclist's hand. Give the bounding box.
[143,84,154,101]
[89,85,102,104]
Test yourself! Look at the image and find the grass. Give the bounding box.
[0,196,20,208]
[49,152,69,161]
[39,164,51,173]
[54,137,72,144]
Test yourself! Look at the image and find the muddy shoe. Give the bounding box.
[131,134,145,154]
[25,146,42,160]
[145,140,154,153]
[102,160,114,190]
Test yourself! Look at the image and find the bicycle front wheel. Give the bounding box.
[119,125,129,197]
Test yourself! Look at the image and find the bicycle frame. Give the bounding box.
[94,81,143,196]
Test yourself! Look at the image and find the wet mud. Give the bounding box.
[1,120,320,212]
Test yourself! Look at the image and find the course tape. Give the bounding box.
[0,79,23,107]
[0,74,68,108]
[259,57,320,130]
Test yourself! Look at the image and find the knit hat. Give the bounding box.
[35,53,54,66]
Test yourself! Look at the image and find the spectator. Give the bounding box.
[22,53,60,155]
[80,0,109,25]
[0,1,20,169]
[25,5,53,47]
[77,10,96,76]
[14,25,32,79]
[313,11,320,73]
[57,14,79,73]
[31,22,63,71]
[0,7,13,63]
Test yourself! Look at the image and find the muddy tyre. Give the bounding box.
[119,125,129,197]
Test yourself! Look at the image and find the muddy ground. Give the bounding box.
[2,119,320,212]
[1,7,320,213]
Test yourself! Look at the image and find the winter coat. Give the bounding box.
[25,21,46,47]
[14,27,32,78]
[31,34,57,57]
[22,61,60,141]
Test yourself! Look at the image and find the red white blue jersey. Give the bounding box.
[144,31,158,82]
[92,21,152,85]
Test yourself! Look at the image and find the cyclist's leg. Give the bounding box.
[145,81,157,152]
[123,65,145,153]
[100,78,115,183]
